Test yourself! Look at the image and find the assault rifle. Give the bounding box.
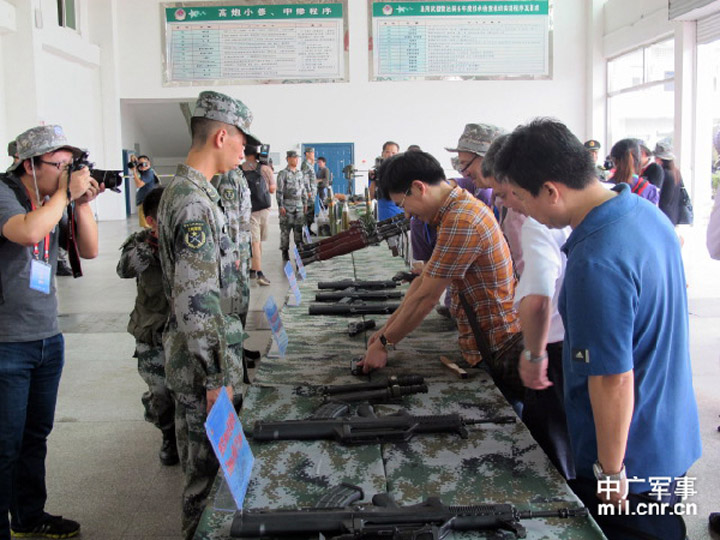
[348,319,376,336]
[317,279,400,290]
[315,289,404,302]
[230,488,588,539]
[308,300,401,316]
[298,214,410,265]
[249,406,516,445]
[322,374,427,404]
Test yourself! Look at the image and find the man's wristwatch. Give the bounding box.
[522,349,548,364]
[379,334,396,352]
[593,461,627,481]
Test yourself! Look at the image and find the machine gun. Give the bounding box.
[298,214,410,265]
[315,289,404,302]
[231,488,588,539]
[308,299,401,316]
[248,406,516,445]
[322,374,427,404]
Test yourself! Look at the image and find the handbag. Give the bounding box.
[677,184,693,225]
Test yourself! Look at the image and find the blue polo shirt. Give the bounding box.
[559,183,701,492]
[377,198,405,221]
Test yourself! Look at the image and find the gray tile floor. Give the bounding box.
[43,201,720,539]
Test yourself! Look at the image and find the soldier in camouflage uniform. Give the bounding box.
[276,150,308,262]
[301,147,317,234]
[212,167,253,386]
[157,90,261,540]
[116,187,178,467]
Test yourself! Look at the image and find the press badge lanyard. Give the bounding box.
[27,195,52,294]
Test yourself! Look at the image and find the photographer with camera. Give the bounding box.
[369,141,404,221]
[129,154,160,228]
[0,125,102,539]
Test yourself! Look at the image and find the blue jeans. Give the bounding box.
[0,334,64,540]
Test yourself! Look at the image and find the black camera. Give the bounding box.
[602,156,613,171]
[258,144,270,165]
[70,152,123,193]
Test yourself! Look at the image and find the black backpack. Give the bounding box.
[244,167,271,211]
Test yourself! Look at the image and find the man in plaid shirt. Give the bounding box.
[359,146,523,406]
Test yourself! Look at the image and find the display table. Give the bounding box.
[195,246,605,539]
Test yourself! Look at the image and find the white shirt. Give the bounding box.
[514,217,571,344]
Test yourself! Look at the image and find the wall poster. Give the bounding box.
[162,1,349,86]
[369,1,552,81]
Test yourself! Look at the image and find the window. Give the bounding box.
[607,38,675,148]
[57,0,77,30]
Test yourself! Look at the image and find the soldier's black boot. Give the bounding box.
[282,249,290,263]
[159,427,179,466]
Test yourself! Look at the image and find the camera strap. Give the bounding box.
[65,201,83,278]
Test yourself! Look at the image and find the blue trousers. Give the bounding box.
[0,334,64,540]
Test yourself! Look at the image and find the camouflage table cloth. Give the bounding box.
[195,246,605,539]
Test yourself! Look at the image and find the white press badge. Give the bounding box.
[29,259,52,294]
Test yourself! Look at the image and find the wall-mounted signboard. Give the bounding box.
[162,1,349,86]
[368,1,552,81]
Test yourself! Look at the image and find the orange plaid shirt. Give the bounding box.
[425,187,520,365]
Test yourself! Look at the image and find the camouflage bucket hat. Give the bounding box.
[653,141,675,161]
[9,125,84,173]
[286,150,299,158]
[445,123,504,156]
[193,91,261,146]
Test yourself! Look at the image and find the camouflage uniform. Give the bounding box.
[301,156,317,229]
[276,166,308,252]
[157,90,261,540]
[212,168,252,322]
[116,229,173,431]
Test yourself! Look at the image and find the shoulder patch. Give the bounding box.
[572,348,590,364]
[222,188,236,202]
[182,221,209,251]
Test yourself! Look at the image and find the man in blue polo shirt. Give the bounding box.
[495,118,701,539]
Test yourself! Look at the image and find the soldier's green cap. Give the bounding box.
[584,139,601,150]
[7,140,17,157]
[9,125,85,173]
[445,123,504,156]
[304,147,315,154]
[193,91,261,146]
[286,150,299,158]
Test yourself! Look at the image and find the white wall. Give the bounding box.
[116,0,590,171]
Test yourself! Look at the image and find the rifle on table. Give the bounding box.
[309,300,401,316]
[231,487,588,539]
[317,279,401,290]
[298,214,411,265]
[348,319,376,336]
[248,406,516,445]
[315,289,404,302]
[322,374,427,404]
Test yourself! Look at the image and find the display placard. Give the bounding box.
[369,0,552,81]
[162,1,349,86]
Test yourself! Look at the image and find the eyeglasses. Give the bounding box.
[39,159,71,171]
[458,155,479,175]
[397,186,413,209]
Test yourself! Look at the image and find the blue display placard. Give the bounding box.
[263,296,288,356]
[204,388,254,510]
[284,261,302,305]
[293,246,307,281]
[302,225,312,244]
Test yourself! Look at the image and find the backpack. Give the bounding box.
[244,166,271,211]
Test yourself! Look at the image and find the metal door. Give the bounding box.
[302,143,355,195]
